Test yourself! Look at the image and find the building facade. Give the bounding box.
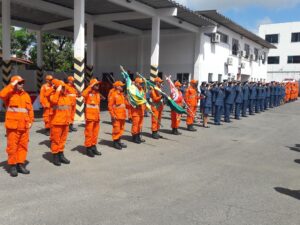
[259,22,300,81]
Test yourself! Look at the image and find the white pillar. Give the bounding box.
[86,20,94,83]
[150,16,160,81]
[74,0,85,121]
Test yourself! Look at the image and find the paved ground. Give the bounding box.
[0,101,300,225]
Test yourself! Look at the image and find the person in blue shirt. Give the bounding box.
[261,83,266,112]
[265,83,271,110]
[224,81,235,122]
[234,82,243,120]
[249,82,257,115]
[211,82,217,117]
[202,83,212,128]
[242,81,249,117]
[200,82,207,116]
[270,82,275,108]
[274,82,280,107]
[214,83,224,125]
[255,82,263,113]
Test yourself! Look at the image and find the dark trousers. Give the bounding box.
[265,97,270,109]
[270,96,274,107]
[214,105,223,124]
[235,103,242,119]
[255,99,261,113]
[249,99,255,114]
[224,103,232,122]
[261,99,265,111]
[242,100,248,116]
[212,102,216,117]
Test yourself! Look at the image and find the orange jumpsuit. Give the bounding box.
[66,83,78,124]
[108,89,126,141]
[0,84,34,165]
[49,89,71,154]
[285,83,291,102]
[40,83,54,129]
[171,90,183,129]
[131,88,145,135]
[185,86,199,125]
[82,86,100,148]
[150,88,164,132]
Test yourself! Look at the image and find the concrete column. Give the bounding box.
[36,30,43,93]
[2,0,12,87]
[74,0,85,121]
[150,16,160,82]
[86,20,94,84]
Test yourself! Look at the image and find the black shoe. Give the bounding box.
[172,128,176,134]
[16,163,30,174]
[59,152,70,164]
[174,128,181,135]
[86,147,95,157]
[235,117,240,120]
[118,139,127,148]
[138,133,145,143]
[242,115,248,117]
[9,165,18,177]
[91,145,102,155]
[187,125,197,132]
[152,131,160,139]
[69,124,77,132]
[113,141,122,150]
[158,133,163,138]
[53,153,61,166]
[132,134,141,144]
[45,128,50,136]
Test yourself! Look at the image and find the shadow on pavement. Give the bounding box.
[286,144,300,152]
[42,152,53,164]
[71,145,86,156]
[102,120,112,125]
[294,159,300,164]
[0,160,9,174]
[39,140,51,148]
[274,187,300,200]
[98,139,114,148]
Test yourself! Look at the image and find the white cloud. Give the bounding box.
[175,0,300,10]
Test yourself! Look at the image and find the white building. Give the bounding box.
[95,10,275,84]
[259,22,300,81]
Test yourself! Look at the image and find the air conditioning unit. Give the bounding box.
[240,62,246,69]
[211,33,221,43]
[227,57,233,65]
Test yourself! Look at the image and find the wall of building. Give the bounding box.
[259,22,300,81]
[95,27,269,84]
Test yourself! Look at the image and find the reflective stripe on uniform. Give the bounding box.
[52,105,70,110]
[67,94,76,97]
[7,107,28,113]
[113,104,126,108]
[86,104,99,109]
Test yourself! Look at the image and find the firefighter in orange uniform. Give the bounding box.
[49,80,71,166]
[82,78,104,157]
[285,82,291,102]
[66,76,79,132]
[40,75,54,136]
[150,77,164,139]
[131,77,146,144]
[108,81,127,150]
[171,81,184,135]
[185,80,199,131]
[0,75,34,177]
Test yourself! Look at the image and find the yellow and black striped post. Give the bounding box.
[85,64,93,84]
[74,57,85,121]
[2,60,12,87]
[150,64,159,82]
[36,66,43,93]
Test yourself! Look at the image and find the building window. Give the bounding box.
[177,73,190,84]
[287,56,300,64]
[262,52,267,64]
[254,48,259,61]
[265,34,279,44]
[218,32,228,43]
[291,33,300,42]
[218,74,222,82]
[267,56,280,64]
[244,44,250,59]
[208,73,213,82]
[232,39,239,56]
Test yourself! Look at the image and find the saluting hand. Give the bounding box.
[56,85,62,92]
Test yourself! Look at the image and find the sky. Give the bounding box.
[176,0,300,34]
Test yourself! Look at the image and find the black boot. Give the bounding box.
[86,147,95,157]
[113,140,122,150]
[118,139,127,148]
[138,133,145,143]
[69,124,77,132]
[45,128,50,136]
[187,125,197,132]
[16,163,30,174]
[172,128,176,134]
[152,131,160,139]
[52,153,61,166]
[174,128,181,135]
[9,165,18,177]
[91,145,102,156]
[132,134,141,144]
[59,152,70,164]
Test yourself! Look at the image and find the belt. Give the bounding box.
[113,104,126,109]
[7,107,28,113]
[52,105,70,110]
[86,104,99,109]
